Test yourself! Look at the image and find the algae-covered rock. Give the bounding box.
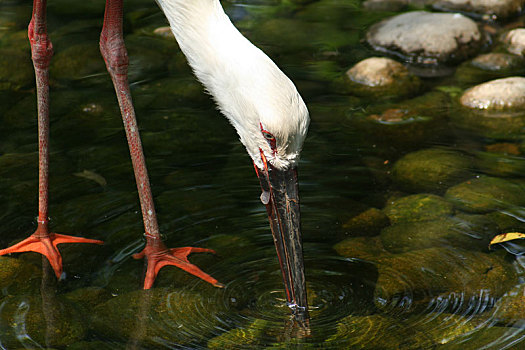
[0,256,41,295]
[326,313,478,349]
[383,193,454,224]
[455,53,525,85]
[445,176,525,213]
[64,287,112,315]
[0,49,33,91]
[392,148,473,193]
[355,92,451,153]
[92,288,225,346]
[374,248,517,310]
[0,295,87,348]
[207,319,271,349]
[333,236,389,262]
[475,151,525,178]
[341,208,390,237]
[380,214,497,253]
[340,57,420,98]
[494,283,525,324]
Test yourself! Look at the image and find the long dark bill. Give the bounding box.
[255,162,309,323]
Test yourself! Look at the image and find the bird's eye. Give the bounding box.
[263,131,275,141]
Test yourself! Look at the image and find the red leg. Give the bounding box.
[0,0,103,279]
[100,0,222,289]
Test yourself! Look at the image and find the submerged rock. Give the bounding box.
[433,0,525,20]
[392,148,473,193]
[374,248,517,310]
[455,53,525,85]
[494,283,525,324]
[383,193,454,224]
[342,208,390,237]
[356,92,451,152]
[445,176,525,213]
[326,313,478,348]
[342,57,420,98]
[0,256,41,295]
[380,214,497,253]
[0,295,87,348]
[91,288,225,346]
[366,11,483,66]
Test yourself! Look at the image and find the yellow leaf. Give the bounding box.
[489,232,525,248]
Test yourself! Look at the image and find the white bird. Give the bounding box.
[0,0,310,320]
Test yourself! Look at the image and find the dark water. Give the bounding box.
[0,0,524,348]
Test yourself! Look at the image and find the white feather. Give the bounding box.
[156,0,309,169]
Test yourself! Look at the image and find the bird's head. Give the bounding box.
[223,71,310,322]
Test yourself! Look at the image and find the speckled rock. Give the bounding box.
[392,148,473,193]
[366,11,483,65]
[445,176,525,213]
[383,193,454,224]
[503,28,525,56]
[433,0,525,20]
[342,57,420,97]
[460,77,525,110]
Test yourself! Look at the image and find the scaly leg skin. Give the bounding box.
[100,0,222,289]
[0,0,103,280]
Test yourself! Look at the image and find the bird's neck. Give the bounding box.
[156,0,250,88]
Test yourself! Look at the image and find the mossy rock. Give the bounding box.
[455,53,525,85]
[326,313,478,349]
[475,151,525,178]
[353,92,451,153]
[380,214,497,253]
[0,295,87,348]
[0,256,41,295]
[0,49,33,91]
[91,288,226,346]
[341,208,390,237]
[374,248,517,311]
[445,176,525,213]
[453,109,525,140]
[392,148,473,193]
[383,193,454,224]
[333,236,389,262]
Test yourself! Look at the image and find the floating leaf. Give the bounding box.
[489,232,525,249]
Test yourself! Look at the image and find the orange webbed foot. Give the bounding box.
[0,228,103,279]
[133,243,223,289]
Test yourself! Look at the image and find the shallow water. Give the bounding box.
[0,0,524,349]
